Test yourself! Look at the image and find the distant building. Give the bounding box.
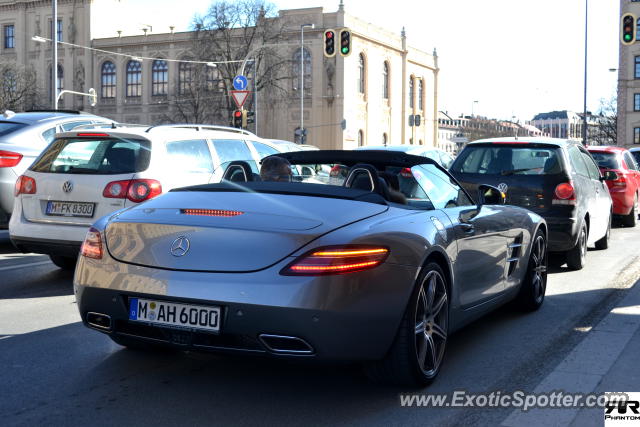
[530,110,600,142]
[0,0,440,150]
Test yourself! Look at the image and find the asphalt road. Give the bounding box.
[0,226,639,427]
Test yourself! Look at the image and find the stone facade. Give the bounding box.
[0,1,439,150]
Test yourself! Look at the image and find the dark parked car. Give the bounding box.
[587,146,640,227]
[450,138,612,270]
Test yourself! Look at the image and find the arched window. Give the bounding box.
[178,61,193,94]
[636,18,640,41]
[126,60,142,97]
[418,79,424,110]
[206,66,223,92]
[358,54,366,94]
[382,61,389,99]
[101,61,116,98]
[409,77,414,109]
[292,48,312,91]
[151,60,168,96]
[358,130,364,147]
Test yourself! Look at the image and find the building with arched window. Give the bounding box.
[0,1,439,149]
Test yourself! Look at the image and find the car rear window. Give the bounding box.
[451,145,562,175]
[30,137,151,174]
[0,121,27,138]
[589,151,620,170]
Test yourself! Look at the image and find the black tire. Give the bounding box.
[566,222,587,271]
[594,213,611,250]
[49,254,77,270]
[364,262,449,387]
[516,230,547,311]
[622,195,637,227]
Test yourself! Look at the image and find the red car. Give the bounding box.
[587,146,640,226]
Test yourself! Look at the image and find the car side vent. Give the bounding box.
[506,234,523,277]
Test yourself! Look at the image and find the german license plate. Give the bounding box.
[128,298,221,332]
[46,201,95,217]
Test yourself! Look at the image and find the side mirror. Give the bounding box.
[602,170,619,181]
[477,184,506,206]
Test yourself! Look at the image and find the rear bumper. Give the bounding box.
[11,236,81,257]
[609,189,634,216]
[74,255,419,361]
[545,216,579,252]
[9,199,90,255]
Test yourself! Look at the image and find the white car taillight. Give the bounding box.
[14,175,37,196]
[103,179,162,203]
[80,227,103,259]
[281,246,389,276]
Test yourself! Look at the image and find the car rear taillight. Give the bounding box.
[552,182,576,205]
[281,246,389,276]
[80,227,103,259]
[610,174,627,188]
[77,132,110,137]
[0,150,23,167]
[14,175,36,196]
[102,179,162,203]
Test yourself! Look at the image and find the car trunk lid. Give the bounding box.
[104,190,388,272]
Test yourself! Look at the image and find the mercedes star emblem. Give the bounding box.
[62,181,74,193]
[170,236,190,257]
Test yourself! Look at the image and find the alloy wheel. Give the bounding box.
[414,270,448,378]
[530,234,547,303]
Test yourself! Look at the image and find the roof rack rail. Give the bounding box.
[144,124,257,137]
[72,122,148,130]
[25,109,83,114]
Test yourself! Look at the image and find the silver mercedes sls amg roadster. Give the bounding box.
[74,150,548,386]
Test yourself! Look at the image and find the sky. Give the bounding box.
[93,0,620,122]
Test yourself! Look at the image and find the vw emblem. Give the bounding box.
[170,236,190,257]
[62,181,73,193]
[497,183,508,194]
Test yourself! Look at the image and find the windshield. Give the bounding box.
[0,121,27,138]
[451,145,562,175]
[30,137,151,174]
[217,160,473,210]
[589,151,620,170]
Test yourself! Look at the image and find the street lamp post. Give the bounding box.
[52,0,58,109]
[582,0,588,145]
[300,23,314,144]
[471,100,478,117]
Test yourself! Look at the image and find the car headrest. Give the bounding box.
[222,161,254,182]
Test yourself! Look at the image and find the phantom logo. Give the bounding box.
[605,401,640,415]
[604,394,640,426]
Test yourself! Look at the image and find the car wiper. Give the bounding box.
[501,168,538,176]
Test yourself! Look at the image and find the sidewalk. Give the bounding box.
[501,277,640,427]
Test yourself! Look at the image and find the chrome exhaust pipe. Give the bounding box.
[258,334,314,355]
[86,312,112,331]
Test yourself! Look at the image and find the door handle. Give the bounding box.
[459,223,475,233]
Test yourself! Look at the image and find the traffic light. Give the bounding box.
[408,115,414,127]
[324,29,336,57]
[414,115,421,126]
[246,111,255,125]
[232,109,243,128]
[339,29,351,57]
[621,13,636,46]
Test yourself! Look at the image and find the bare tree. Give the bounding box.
[461,117,518,141]
[0,63,41,111]
[590,96,617,146]
[164,0,291,125]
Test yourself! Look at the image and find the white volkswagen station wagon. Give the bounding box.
[10,124,286,269]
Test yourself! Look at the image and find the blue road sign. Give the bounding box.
[233,75,248,90]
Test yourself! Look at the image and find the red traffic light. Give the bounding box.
[233,110,242,118]
[324,29,336,57]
